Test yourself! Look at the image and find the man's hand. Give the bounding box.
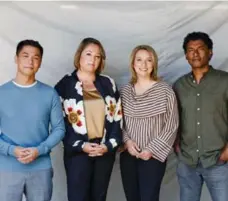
[14,147,28,158]
[125,140,141,157]
[17,148,39,164]
[174,143,180,155]
[219,144,228,161]
[138,149,152,161]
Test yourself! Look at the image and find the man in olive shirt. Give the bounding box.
[174,32,228,201]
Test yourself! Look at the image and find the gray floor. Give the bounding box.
[22,145,212,201]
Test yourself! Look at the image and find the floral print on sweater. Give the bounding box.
[55,70,122,154]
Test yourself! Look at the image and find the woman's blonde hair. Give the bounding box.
[74,37,106,74]
[130,45,158,84]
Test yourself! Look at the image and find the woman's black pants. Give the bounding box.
[64,152,115,201]
[120,151,166,201]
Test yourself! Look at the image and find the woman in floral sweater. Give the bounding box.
[55,37,122,201]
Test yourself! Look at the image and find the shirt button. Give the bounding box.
[198,136,201,139]
[196,149,199,152]
[197,122,200,125]
[193,80,196,83]
[197,108,200,111]
[197,93,200,96]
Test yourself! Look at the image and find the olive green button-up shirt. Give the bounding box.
[173,67,228,168]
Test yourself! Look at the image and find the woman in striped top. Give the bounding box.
[120,45,179,201]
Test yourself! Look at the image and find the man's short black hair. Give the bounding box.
[183,32,213,53]
[16,39,43,57]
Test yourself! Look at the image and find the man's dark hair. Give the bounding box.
[183,32,213,53]
[16,39,43,57]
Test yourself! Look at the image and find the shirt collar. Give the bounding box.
[189,66,214,83]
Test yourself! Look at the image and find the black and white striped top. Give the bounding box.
[120,82,179,162]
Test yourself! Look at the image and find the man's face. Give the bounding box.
[185,40,212,69]
[15,45,42,77]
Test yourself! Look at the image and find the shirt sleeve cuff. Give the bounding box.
[104,138,118,152]
[37,145,50,156]
[146,138,172,162]
[8,145,16,157]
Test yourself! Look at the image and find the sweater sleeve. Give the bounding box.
[145,91,179,162]
[0,137,16,157]
[54,76,86,154]
[119,86,131,144]
[0,116,16,157]
[122,120,130,143]
[36,90,65,156]
[103,81,123,152]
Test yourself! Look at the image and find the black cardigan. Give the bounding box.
[55,70,122,155]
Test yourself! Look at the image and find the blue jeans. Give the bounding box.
[0,168,53,201]
[177,160,228,201]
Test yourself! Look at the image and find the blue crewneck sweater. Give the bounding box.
[0,81,65,171]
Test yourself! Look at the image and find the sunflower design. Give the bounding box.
[105,96,117,123]
[68,110,82,126]
[63,99,87,135]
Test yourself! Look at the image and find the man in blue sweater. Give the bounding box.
[0,40,65,201]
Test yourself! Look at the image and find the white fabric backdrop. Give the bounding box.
[1,2,225,200]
